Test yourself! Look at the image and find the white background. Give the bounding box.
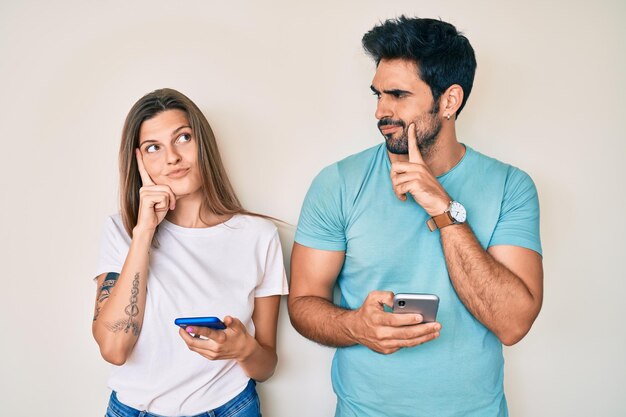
[1,1,624,416]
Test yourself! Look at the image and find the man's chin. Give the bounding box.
[384,138,409,155]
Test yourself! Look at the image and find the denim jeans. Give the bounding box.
[105,379,261,417]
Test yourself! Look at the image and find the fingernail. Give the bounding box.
[186,327,194,333]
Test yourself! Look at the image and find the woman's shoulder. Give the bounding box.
[105,212,123,222]
[98,213,132,249]
[232,214,279,236]
[101,213,130,238]
[102,213,125,230]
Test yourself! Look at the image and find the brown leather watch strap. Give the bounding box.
[426,212,454,232]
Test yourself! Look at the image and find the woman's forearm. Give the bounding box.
[92,228,153,364]
[237,336,278,382]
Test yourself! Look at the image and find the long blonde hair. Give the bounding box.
[119,88,248,237]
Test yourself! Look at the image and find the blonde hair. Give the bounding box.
[119,88,248,237]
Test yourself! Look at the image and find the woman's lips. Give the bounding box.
[166,168,190,179]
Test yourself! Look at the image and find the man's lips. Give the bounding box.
[379,125,402,134]
[166,168,190,179]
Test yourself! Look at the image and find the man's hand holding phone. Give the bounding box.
[179,316,256,361]
[347,291,441,355]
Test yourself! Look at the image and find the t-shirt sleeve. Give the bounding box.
[94,215,129,280]
[488,167,542,256]
[294,164,347,251]
[255,230,289,297]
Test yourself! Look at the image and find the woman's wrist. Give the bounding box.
[237,333,259,363]
[132,225,156,240]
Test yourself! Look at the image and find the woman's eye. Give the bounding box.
[146,144,159,153]
[177,133,192,143]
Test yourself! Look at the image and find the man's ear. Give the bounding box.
[440,84,464,120]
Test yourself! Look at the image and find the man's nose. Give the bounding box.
[375,96,393,120]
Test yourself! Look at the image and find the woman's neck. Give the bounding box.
[165,192,233,228]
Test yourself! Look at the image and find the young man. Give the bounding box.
[288,16,543,417]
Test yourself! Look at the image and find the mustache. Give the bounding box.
[377,118,405,129]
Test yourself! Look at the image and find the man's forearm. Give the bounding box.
[288,295,357,348]
[440,223,540,345]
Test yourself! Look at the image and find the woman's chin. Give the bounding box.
[171,187,202,201]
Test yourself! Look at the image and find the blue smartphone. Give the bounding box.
[174,316,226,330]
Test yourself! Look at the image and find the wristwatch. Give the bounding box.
[426,201,467,232]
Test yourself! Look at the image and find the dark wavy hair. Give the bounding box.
[362,16,477,118]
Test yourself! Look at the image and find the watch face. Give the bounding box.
[449,201,467,223]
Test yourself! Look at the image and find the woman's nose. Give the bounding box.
[166,148,182,164]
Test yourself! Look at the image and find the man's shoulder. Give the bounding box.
[464,146,536,197]
[303,143,385,209]
[338,143,385,165]
[321,143,385,179]
[465,146,531,179]
[466,146,509,170]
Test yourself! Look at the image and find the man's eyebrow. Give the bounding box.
[384,88,412,96]
[370,86,412,96]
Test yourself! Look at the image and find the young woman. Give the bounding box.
[92,88,288,417]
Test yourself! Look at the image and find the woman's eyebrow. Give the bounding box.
[171,125,192,136]
[139,125,192,146]
[138,139,158,147]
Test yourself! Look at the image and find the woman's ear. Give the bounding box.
[440,84,464,120]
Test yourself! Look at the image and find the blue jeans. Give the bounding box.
[105,380,261,417]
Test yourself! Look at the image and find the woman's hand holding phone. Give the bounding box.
[135,149,176,233]
[179,316,256,362]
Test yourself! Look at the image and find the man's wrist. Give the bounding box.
[337,309,362,346]
[427,200,467,232]
[427,197,452,217]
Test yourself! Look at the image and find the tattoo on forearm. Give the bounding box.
[105,272,141,336]
[99,273,120,302]
[93,272,120,321]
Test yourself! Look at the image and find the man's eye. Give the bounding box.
[372,92,381,99]
[177,133,192,143]
[146,144,159,153]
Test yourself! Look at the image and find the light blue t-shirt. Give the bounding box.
[295,143,541,417]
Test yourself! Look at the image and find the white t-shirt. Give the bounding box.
[95,213,288,416]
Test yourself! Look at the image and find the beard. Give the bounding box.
[378,104,442,157]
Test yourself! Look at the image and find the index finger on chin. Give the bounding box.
[135,148,155,186]
[407,124,423,164]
